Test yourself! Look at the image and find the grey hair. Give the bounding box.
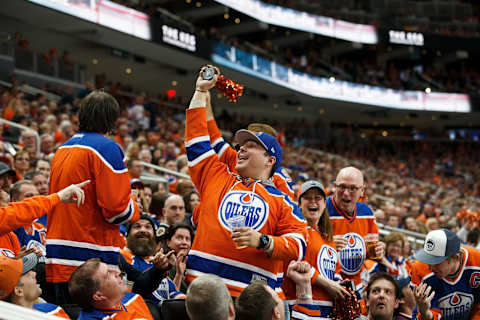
[186,274,232,320]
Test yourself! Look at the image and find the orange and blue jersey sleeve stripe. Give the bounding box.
[291,304,323,319]
[207,119,230,158]
[33,303,70,319]
[186,108,218,193]
[206,119,237,170]
[46,240,121,267]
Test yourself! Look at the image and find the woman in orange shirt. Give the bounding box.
[282,181,350,318]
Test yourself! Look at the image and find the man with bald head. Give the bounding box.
[163,194,186,226]
[327,166,384,301]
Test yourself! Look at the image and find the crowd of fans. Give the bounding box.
[103,0,480,95]
[0,67,478,320]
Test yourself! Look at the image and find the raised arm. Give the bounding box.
[0,180,90,235]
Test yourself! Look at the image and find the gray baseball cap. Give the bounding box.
[299,180,326,199]
[416,229,461,265]
[0,162,15,177]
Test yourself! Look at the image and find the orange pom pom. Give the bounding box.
[215,75,244,103]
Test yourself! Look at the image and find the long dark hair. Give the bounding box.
[318,208,333,241]
[78,90,119,134]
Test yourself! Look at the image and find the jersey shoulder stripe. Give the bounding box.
[356,202,374,216]
[61,133,126,172]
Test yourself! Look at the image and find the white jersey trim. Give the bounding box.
[211,137,224,148]
[188,250,282,280]
[217,144,229,158]
[58,145,128,174]
[105,198,134,224]
[188,150,216,167]
[291,310,330,320]
[185,135,210,147]
[46,239,121,252]
[45,258,117,269]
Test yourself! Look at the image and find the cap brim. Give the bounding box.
[0,169,16,176]
[415,249,447,265]
[21,253,38,275]
[234,129,268,152]
[131,182,144,188]
[300,185,326,199]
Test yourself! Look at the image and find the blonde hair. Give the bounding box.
[247,123,277,137]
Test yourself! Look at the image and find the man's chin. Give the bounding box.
[371,307,390,319]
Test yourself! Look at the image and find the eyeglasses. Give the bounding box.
[335,184,362,192]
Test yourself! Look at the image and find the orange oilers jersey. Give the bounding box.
[0,232,20,258]
[207,119,295,199]
[291,304,323,319]
[0,194,60,236]
[282,227,338,317]
[78,292,153,320]
[14,221,47,262]
[186,107,307,297]
[33,303,70,319]
[0,194,60,258]
[411,247,480,320]
[46,132,140,283]
[326,196,379,296]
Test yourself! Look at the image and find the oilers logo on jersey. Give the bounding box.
[438,292,474,320]
[0,249,15,258]
[218,191,269,231]
[317,245,337,280]
[27,240,46,262]
[339,233,366,275]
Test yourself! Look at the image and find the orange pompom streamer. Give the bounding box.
[456,209,480,223]
[215,75,244,103]
[331,285,362,320]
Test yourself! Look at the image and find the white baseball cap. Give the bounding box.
[415,229,461,265]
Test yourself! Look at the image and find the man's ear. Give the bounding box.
[272,306,281,320]
[266,155,275,168]
[394,298,400,310]
[92,291,105,302]
[13,285,23,298]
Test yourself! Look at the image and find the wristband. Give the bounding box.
[296,294,312,300]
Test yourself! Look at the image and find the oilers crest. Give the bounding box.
[339,233,366,275]
[317,245,337,280]
[218,191,269,231]
[438,292,473,320]
[0,248,15,258]
[27,240,46,262]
